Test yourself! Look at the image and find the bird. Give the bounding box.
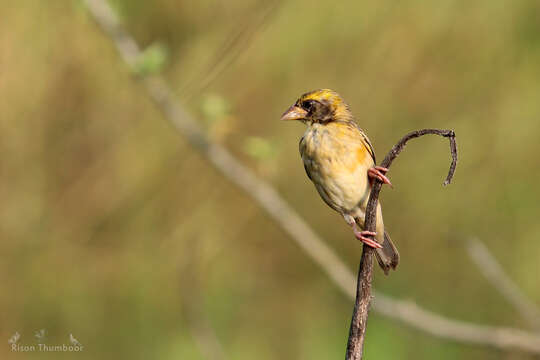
[8,332,20,345]
[69,333,82,347]
[281,89,399,274]
[34,329,46,344]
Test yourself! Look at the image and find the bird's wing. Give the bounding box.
[303,162,313,180]
[352,122,376,163]
[334,120,376,163]
[298,135,306,156]
[298,135,313,180]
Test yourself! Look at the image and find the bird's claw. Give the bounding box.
[368,166,393,188]
[354,230,382,249]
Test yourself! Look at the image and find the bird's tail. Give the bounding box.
[374,231,399,275]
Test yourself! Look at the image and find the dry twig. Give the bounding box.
[83,0,540,356]
[346,129,458,360]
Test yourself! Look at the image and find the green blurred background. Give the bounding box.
[1,0,540,359]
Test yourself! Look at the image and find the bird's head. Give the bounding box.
[280,89,353,125]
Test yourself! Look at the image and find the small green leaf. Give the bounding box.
[133,42,169,76]
[243,137,276,161]
[200,94,230,124]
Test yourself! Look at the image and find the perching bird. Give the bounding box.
[281,89,399,274]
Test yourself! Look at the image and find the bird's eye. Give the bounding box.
[302,100,314,111]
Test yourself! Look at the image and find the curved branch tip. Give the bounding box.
[346,128,458,360]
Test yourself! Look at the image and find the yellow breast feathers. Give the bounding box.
[300,121,375,174]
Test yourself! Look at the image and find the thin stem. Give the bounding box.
[346,129,458,360]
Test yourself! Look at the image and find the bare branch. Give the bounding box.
[346,129,458,360]
[83,0,540,355]
[380,129,458,186]
[372,292,540,353]
[466,237,540,330]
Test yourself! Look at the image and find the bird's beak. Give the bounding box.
[280,105,308,121]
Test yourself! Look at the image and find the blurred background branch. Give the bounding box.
[81,0,540,356]
[466,237,540,331]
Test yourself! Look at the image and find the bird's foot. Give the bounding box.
[368,166,392,187]
[354,230,382,249]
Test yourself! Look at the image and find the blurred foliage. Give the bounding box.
[133,42,169,76]
[1,0,540,359]
[242,136,277,161]
[200,93,230,125]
